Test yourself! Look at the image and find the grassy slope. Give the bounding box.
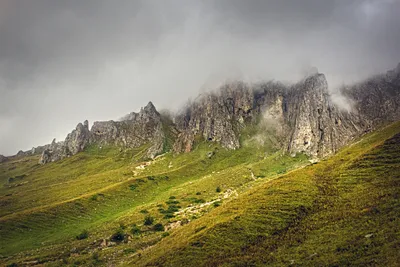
[1,121,398,266]
[0,134,307,265]
[128,121,400,266]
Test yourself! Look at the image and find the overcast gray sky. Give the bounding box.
[1,0,399,155]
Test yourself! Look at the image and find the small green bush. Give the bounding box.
[129,184,137,191]
[154,223,165,232]
[131,224,141,235]
[194,198,206,204]
[76,230,89,240]
[144,215,154,225]
[123,248,136,254]
[110,228,125,242]
[163,213,175,219]
[216,186,221,193]
[140,209,148,214]
[166,200,180,205]
[162,232,170,238]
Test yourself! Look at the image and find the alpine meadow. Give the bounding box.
[1,1,400,266]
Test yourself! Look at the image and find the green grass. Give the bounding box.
[0,132,307,265]
[1,121,399,266]
[126,121,400,266]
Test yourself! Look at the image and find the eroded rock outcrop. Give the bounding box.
[285,74,364,157]
[0,154,8,163]
[15,64,400,164]
[91,102,165,159]
[344,64,400,125]
[39,102,166,164]
[173,64,400,158]
[173,82,253,152]
[39,138,65,164]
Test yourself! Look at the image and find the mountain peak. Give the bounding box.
[142,101,159,115]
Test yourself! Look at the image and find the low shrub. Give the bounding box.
[154,223,165,232]
[110,228,125,242]
[76,230,89,240]
[131,224,141,235]
[144,215,154,225]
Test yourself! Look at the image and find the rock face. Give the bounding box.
[64,120,91,155]
[91,102,165,159]
[17,63,400,164]
[39,139,65,164]
[285,74,364,157]
[39,102,165,164]
[0,154,8,163]
[173,64,400,158]
[173,82,253,152]
[344,64,400,125]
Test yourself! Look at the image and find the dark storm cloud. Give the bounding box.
[1,0,400,155]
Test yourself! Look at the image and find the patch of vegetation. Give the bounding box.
[8,174,26,183]
[0,122,333,264]
[123,248,136,254]
[75,230,89,240]
[129,184,137,191]
[144,215,155,226]
[127,122,400,266]
[110,228,125,242]
[131,224,141,236]
[185,197,206,204]
[153,223,165,232]
[162,232,170,238]
[165,200,180,205]
[213,201,221,207]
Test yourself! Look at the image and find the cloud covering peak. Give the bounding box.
[1,0,400,155]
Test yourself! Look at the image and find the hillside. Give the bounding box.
[130,121,400,266]
[1,119,399,265]
[1,65,399,266]
[0,128,306,265]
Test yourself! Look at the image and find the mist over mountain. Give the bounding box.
[1,0,400,155]
[2,2,400,266]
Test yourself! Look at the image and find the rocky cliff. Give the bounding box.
[39,102,166,164]
[18,64,400,164]
[284,74,365,157]
[90,102,165,159]
[0,154,7,163]
[173,82,253,152]
[173,64,400,158]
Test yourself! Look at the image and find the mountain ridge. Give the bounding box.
[4,64,400,164]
